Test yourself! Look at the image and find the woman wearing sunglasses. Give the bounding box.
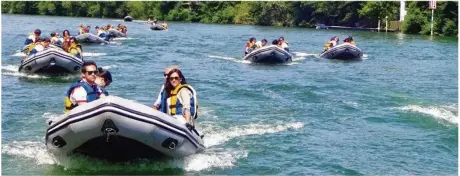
[67,37,83,59]
[158,68,198,129]
[153,65,179,110]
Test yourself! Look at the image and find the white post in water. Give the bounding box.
[400,0,406,21]
[429,0,437,36]
[385,16,388,32]
[378,20,380,32]
[430,9,434,36]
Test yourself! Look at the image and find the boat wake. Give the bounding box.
[3,109,304,173]
[82,52,107,57]
[395,104,458,125]
[111,37,135,41]
[208,55,251,64]
[1,64,79,80]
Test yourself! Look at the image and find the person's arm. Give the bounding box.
[70,86,88,105]
[178,89,192,123]
[152,85,164,110]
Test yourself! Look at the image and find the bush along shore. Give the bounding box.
[2,1,458,36]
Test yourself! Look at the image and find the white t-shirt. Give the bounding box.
[28,34,37,42]
[69,81,103,105]
[51,37,59,44]
[281,42,289,48]
[34,44,45,52]
[153,84,165,107]
[255,41,262,48]
[330,40,337,47]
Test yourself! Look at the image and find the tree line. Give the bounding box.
[2,1,458,36]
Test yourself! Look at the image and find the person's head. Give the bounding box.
[164,65,180,80]
[63,30,70,37]
[249,37,256,43]
[79,24,84,28]
[95,26,100,30]
[272,39,279,45]
[86,26,91,29]
[165,68,186,91]
[279,37,285,43]
[50,32,56,37]
[348,36,353,41]
[117,24,121,27]
[42,38,51,47]
[81,60,98,83]
[95,67,112,88]
[69,37,77,44]
[262,39,267,46]
[34,29,41,37]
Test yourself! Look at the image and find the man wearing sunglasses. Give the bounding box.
[64,60,104,113]
[152,65,179,110]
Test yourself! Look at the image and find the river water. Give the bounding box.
[1,14,458,175]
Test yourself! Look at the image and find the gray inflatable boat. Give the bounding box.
[150,25,165,31]
[243,45,292,64]
[320,43,363,60]
[108,29,127,38]
[45,96,205,161]
[75,33,109,44]
[18,47,84,75]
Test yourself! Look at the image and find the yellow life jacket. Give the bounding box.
[350,41,356,46]
[24,43,37,55]
[168,84,198,119]
[323,41,332,51]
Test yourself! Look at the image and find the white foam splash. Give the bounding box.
[42,112,63,121]
[362,54,369,60]
[2,64,20,72]
[182,150,248,171]
[108,41,122,45]
[1,140,248,172]
[2,71,48,79]
[101,65,118,69]
[202,122,304,148]
[208,55,250,64]
[82,52,107,57]
[343,101,359,108]
[111,37,134,41]
[11,52,26,57]
[292,52,318,57]
[292,57,306,62]
[2,141,55,165]
[397,105,458,124]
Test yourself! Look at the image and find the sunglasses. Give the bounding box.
[169,76,180,81]
[85,70,98,75]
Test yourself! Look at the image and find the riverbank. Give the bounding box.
[2,1,458,36]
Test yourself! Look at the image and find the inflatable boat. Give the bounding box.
[124,16,133,22]
[45,96,205,161]
[75,33,109,44]
[18,47,84,74]
[243,45,292,64]
[150,25,165,31]
[320,43,363,60]
[108,29,127,38]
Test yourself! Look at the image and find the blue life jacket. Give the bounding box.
[64,81,100,112]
